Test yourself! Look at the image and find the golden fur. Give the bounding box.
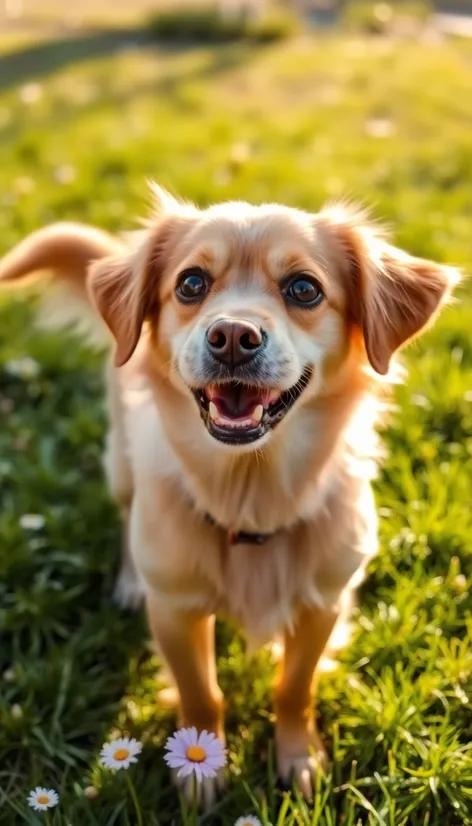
[0,187,458,804]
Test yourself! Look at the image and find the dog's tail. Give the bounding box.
[0,223,125,342]
[0,222,124,293]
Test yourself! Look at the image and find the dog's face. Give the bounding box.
[89,188,457,451]
[157,203,351,448]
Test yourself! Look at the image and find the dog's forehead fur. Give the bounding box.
[158,201,345,309]
[170,202,313,261]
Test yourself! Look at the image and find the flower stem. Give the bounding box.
[192,774,198,826]
[126,772,143,826]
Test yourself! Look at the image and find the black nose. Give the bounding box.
[206,318,264,369]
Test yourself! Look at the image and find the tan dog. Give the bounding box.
[0,187,458,805]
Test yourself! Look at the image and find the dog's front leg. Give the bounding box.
[274,603,337,800]
[146,597,225,806]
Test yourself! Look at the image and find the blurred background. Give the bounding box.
[0,0,472,250]
[1,2,472,824]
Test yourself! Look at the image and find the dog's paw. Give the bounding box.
[112,566,144,611]
[276,732,328,800]
[171,767,226,810]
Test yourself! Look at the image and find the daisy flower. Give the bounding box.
[164,727,226,782]
[27,787,59,812]
[234,817,262,826]
[100,736,142,770]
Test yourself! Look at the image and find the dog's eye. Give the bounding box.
[284,275,324,307]
[176,268,210,302]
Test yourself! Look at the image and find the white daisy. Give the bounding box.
[27,787,59,812]
[164,727,226,783]
[100,736,142,770]
[234,817,262,826]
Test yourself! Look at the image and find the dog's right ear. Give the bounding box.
[87,239,154,367]
[88,186,198,367]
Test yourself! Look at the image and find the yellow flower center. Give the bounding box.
[37,796,50,805]
[186,745,207,763]
[113,748,130,761]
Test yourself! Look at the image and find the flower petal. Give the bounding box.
[205,756,226,770]
[171,740,188,759]
[188,727,198,747]
[175,729,192,748]
[177,761,195,778]
[193,763,203,783]
[164,754,188,769]
[199,762,217,778]
[205,742,226,758]
[196,730,213,748]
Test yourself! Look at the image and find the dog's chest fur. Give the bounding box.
[118,366,378,637]
[124,370,352,534]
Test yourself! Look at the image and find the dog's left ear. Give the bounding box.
[317,207,460,375]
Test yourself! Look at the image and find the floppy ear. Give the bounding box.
[318,207,459,375]
[87,185,198,367]
[87,237,156,367]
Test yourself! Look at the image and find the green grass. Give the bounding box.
[1,23,472,826]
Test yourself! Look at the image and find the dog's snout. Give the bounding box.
[206,318,264,368]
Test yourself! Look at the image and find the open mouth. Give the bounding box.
[191,367,312,445]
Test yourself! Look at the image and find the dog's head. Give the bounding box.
[88,187,458,450]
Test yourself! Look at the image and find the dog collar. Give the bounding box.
[204,512,272,545]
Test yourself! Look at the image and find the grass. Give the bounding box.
[0,19,472,826]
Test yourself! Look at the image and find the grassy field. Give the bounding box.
[1,21,472,826]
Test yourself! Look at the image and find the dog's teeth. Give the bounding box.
[252,404,263,424]
[208,407,261,430]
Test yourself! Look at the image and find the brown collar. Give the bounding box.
[204,512,272,545]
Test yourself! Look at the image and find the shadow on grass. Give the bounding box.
[0,24,270,95]
[0,34,268,148]
[0,27,153,93]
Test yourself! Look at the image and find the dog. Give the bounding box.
[0,186,458,805]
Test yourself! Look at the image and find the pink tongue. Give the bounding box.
[206,385,279,418]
